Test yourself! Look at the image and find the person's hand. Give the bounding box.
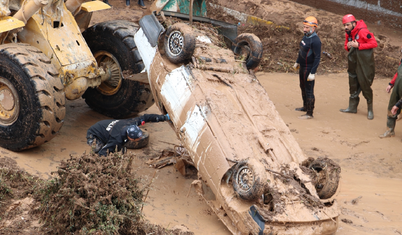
[307,73,315,81]
[391,106,399,115]
[386,85,393,93]
[351,40,359,48]
[293,63,300,70]
[347,41,352,49]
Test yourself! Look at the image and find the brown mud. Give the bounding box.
[1,0,402,234]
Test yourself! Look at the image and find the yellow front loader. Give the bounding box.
[0,0,154,151]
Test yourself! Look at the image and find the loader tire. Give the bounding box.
[82,20,154,119]
[309,157,341,199]
[233,33,263,70]
[164,23,196,64]
[232,159,266,201]
[0,44,66,151]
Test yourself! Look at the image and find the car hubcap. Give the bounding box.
[236,165,254,192]
[168,31,184,56]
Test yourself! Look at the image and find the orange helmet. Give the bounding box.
[342,14,356,24]
[303,16,318,27]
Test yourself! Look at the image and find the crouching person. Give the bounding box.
[87,114,170,156]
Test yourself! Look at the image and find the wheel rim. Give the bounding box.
[0,77,19,126]
[94,51,123,96]
[235,165,255,192]
[168,31,184,56]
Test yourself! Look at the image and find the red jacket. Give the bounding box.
[344,20,377,51]
[389,60,402,86]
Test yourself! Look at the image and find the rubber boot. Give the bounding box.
[340,97,359,113]
[379,116,396,138]
[367,101,374,120]
[299,98,314,119]
[138,0,146,8]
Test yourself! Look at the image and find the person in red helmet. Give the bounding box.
[293,16,321,119]
[340,14,377,120]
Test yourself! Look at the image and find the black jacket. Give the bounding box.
[296,32,321,74]
[87,114,168,156]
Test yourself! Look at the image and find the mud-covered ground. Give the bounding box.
[1,0,402,234]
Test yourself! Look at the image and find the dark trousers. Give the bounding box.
[347,48,375,103]
[299,66,315,116]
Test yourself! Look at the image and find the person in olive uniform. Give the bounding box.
[293,16,321,119]
[340,14,377,120]
[379,58,402,138]
[87,114,170,156]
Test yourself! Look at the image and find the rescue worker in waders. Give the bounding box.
[293,16,321,119]
[340,14,377,120]
[86,114,170,156]
[379,57,402,138]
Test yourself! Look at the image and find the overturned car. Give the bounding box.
[133,13,341,234]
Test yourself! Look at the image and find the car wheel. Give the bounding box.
[309,157,341,199]
[164,23,196,64]
[233,33,263,70]
[232,159,265,201]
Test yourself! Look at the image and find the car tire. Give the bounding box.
[164,23,196,64]
[233,33,263,70]
[309,157,341,199]
[82,20,154,119]
[232,159,266,201]
[0,43,66,151]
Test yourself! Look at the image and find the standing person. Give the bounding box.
[293,16,321,119]
[87,114,170,156]
[379,58,402,138]
[340,14,377,120]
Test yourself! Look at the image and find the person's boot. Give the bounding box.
[367,101,374,120]
[379,116,396,138]
[126,0,130,6]
[340,97,359,113]
[299,98,314,119]
[298,114,313,119]
[138,0,146,8]
[103,0,111,6]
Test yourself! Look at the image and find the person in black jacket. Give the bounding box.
[293,16,322,119]
[87,114,170,156]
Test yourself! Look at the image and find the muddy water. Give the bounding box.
[2,72,402,234]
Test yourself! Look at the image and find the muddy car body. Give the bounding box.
[134,13,340,234]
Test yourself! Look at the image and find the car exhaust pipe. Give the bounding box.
[13,0,48,24]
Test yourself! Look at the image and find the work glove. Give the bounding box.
[164,114,170,121]
[293,63,300,70]
[307,73,315,81]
